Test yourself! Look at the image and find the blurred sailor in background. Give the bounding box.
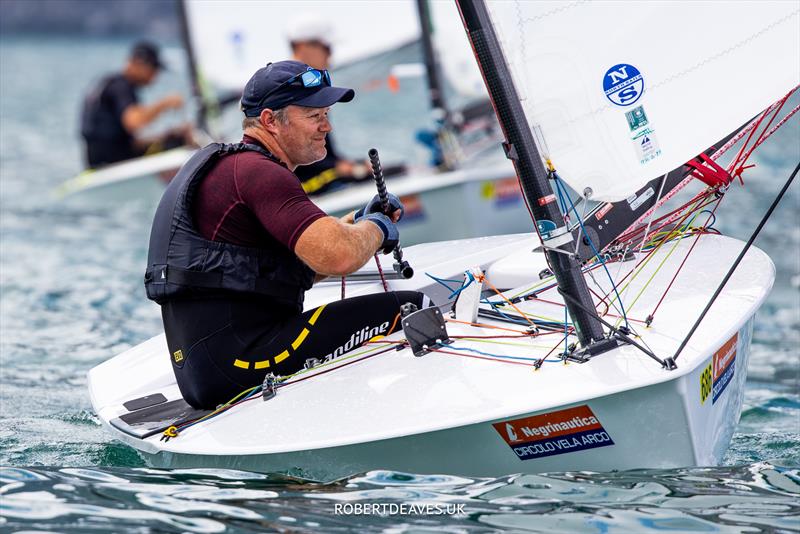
[287,15,372,195]
[80,41,191,168]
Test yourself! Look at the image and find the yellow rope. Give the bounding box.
[609,203,709,328]
[279,340,401,383]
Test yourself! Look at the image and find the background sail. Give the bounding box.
[183,0,420,94]
[429,0,486,102]
[485,1,800,202]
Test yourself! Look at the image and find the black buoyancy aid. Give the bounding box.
[80,75,132,143]
[144,142,316,311]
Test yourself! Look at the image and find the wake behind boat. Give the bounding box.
[88,0,798,480]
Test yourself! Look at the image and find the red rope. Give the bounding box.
[612,86,799,250]
[645,95,796,321]
[599,194,715,304]
[730,93,789,173]
[614,190,715,246]
[374,254,389,292]
[648,203,723,320]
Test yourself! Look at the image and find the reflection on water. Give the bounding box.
[1,464,798,533]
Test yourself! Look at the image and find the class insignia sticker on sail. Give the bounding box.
[625,105,649,131]
[632,129,662,165]
[493,405,614,461]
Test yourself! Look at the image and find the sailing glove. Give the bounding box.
[362,212,399,254]
[354,193,405,222]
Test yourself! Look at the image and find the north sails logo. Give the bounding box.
[603,63,644,107]
[322,321,390,362]
[607,65,631,84]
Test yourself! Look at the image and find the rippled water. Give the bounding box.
[2,464,799,533]
[1,36,798,532]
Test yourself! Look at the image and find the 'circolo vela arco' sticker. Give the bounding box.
[493,405,614,461]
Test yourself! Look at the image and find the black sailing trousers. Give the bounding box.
[161,290,427,409]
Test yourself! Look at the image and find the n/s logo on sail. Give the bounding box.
[603,63,644,107]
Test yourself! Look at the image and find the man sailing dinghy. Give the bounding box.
[88,0,799,480]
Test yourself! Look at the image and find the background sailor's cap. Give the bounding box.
[130,41,166,70]
[285,14,334,49]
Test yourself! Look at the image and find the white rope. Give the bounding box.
[637,173,669,253]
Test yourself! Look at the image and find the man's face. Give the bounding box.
[129,59,159,86]
[293,41,331,70]
[274,105,332,167]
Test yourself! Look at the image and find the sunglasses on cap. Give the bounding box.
[255,67,332,111]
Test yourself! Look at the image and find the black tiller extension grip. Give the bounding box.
[368,148,390,213]
[368,148,414,279]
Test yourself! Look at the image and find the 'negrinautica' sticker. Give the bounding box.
[493,405,614,461]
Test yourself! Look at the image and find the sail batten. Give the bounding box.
[486,1,800,202]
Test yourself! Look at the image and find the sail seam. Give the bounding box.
[528,9,799,127]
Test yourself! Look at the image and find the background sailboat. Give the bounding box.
[58,0,536,245]
[87,0,798,481]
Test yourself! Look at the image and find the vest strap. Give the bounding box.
[221,142,281,164]
[166,266,303,301]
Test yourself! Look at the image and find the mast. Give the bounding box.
[415,0,460,170]
[456,0,605,347]
[415,0,449,121]
[177,0,207,132]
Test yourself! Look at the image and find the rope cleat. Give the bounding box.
[262,373,278,401]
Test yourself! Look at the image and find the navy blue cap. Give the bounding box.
[130,41,166,70]
[241,60,354,117]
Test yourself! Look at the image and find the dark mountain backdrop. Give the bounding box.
[0,0,180,39]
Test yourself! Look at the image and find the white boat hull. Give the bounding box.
[55,147,193,202]
[315,163,532,243]
[88,233,772,480]
[139,320,752,479]
[57,147,529,244]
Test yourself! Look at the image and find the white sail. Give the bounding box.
[182,0,421,93]
[485,1,800,202]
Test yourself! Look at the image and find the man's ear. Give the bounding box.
[260,108,279,134]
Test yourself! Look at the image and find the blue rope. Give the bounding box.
[552,174,630,328]
[425,272,472,300]
[446,345,561,363]
[481,297,573,328]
